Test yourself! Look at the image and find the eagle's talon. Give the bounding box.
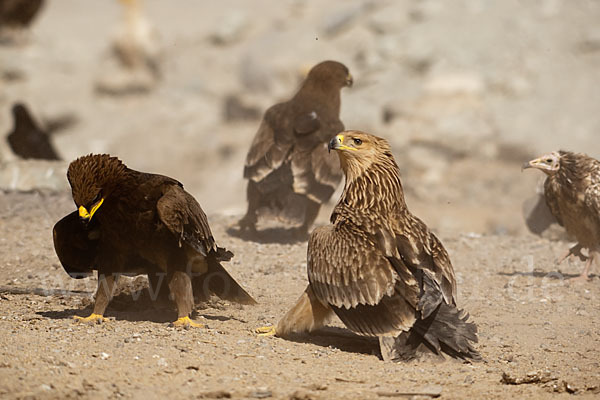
[73,313,107,324]
[170,316,204,329]
[256,325,277,336]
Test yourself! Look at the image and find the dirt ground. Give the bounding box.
[0,192,598,400]
[1,1,600,399]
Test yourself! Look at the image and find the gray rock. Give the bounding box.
[238,54,274,93]
[0,160,68,192]
[577,29,600,53]
[320,1,376,38]
[424,72,485,96]
[209,12,249,46]
[223,94,261,122]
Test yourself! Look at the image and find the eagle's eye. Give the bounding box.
[353,138,362,146]
[545,158,553,163]
[90,192,102,206]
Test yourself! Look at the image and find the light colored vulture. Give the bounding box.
[524,150,600,281]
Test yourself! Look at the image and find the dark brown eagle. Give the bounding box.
[53,154,256,327]
[239,60,352,236]
[258,131,479,361]
[524,150,600,281]
[7,103,61,160]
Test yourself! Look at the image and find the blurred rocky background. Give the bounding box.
[1,0,599,235]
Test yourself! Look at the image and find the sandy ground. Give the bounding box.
[1,0,600,399]
[0,192,599,400]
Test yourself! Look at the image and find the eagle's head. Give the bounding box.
[522,151,561,175]
[67,154,128,223]
[328,130,394,178]
[304,60,353,91]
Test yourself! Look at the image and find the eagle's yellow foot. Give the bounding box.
[73,313,107,324]
[170,316,204,329]
[256,325,277,336]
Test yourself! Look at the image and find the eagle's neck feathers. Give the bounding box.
[333,153,406,223]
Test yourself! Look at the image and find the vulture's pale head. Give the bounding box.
[523,151,561,175]
[328,130,393,177]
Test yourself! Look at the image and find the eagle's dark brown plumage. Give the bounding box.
[54,154,256,327]
[7,103,61,160]
[239,60,352,236]
[524,150,600,281]
[258,131,479,362]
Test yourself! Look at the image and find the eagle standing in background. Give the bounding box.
[258,131,479,362]
[54,154,256,327]
[239,60,352,237]
[524,150,600,281]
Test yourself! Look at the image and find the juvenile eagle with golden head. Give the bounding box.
[259,131,479,361]
[524,150,600,281]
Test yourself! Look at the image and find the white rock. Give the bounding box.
[424,72,485,96]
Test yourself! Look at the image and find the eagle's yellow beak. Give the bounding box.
[328,134,357,153]
[79,198,104,222]
[346,74,353,87]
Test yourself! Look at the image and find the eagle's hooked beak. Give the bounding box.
[79,198,104,223]
[328,134,357,153]
[345,73,353,87]
[328,135,341,153]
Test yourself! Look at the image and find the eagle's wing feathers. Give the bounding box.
[290,117,344,202]
[52,211,98,278]
[378,214,456,310]
[308,225,418,336]
[312,141,344,189]
[244,104,294,182]
[157,183,216,256]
